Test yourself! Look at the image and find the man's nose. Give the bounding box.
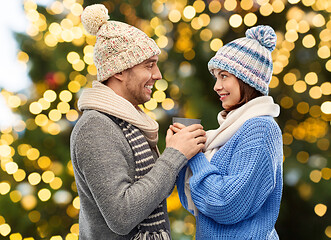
[153,66,162,80]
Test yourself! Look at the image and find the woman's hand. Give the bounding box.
[166,123,206,160]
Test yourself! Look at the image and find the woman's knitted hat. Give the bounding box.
[81,4,161,82]
[208,25,277,95]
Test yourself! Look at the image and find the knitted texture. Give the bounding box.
[208,25,277,95]
[70,110,188,239]
[109,116,171,240]
[177,116,283,239]
[81,4,161,82]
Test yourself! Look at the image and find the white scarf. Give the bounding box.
[78,81,159,147]
[185,96,280,215]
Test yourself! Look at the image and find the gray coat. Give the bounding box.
[70,110,188,239]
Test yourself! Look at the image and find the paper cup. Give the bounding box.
[172,117,201,126]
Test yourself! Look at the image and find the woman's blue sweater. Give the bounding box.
[177,116,283,239]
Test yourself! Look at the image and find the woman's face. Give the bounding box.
[213,69,241,110]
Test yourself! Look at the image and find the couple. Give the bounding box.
[70,4,283,240]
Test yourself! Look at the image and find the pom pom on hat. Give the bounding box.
[81,4,109,35]
[245,25,277,52]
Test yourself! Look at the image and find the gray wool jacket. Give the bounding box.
[70,110,188,239]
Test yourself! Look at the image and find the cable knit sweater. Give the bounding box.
[177,116,283,239]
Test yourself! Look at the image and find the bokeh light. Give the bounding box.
[1,0,329,239]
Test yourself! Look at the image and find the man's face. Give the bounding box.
[122,55,162,107]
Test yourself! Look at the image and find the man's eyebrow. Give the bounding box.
[144,59,158,64]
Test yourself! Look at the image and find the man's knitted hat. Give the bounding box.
[81,4,161,82]
[208,25,277,95]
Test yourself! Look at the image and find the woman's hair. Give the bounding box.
[226,79,263,112]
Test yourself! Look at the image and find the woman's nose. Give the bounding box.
[214,79,223,92]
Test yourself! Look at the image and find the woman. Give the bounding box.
[173,25,283,239]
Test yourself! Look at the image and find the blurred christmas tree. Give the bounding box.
[0,0,330,239]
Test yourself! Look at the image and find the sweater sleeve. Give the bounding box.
[176,165,193,214]
[188,118,281,225]
[71,113,187,235]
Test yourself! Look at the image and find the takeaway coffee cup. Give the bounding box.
[172,117,201,126]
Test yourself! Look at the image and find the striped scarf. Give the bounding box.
[109,116,171,240]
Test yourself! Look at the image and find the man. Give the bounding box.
[70,4,206,239]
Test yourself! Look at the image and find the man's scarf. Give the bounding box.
[78,81,159,147]
[110,116,171,240]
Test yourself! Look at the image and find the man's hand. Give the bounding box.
[166,123,206,160]
[169,122,186,133]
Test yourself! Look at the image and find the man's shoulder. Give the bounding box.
[79,109,110,121]
[76,110,116,127]
[71,110,118,139]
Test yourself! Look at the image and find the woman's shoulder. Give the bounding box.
[235,116,282,142]
[227,116,283,156]
[242,116,280,131]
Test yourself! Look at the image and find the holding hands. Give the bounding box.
[166,123,206,160]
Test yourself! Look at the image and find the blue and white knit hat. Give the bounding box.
[208,25,277,95]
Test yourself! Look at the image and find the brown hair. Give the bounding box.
[226,79,263,112]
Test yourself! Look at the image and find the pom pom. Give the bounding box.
[81,4,109,36]
[245,25,277,52]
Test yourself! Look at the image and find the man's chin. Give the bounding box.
[138,97,151,106]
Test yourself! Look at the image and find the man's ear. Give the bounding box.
[113,71,126,82]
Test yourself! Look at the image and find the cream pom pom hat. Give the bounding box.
[81,4,161,82]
